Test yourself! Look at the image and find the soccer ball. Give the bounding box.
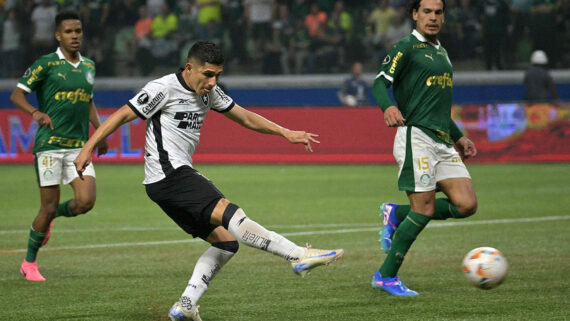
[462,247,508,289]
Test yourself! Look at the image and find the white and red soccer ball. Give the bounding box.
[462,247,508,289]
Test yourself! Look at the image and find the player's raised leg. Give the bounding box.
[437,177,477,218]
[212,199,344,277]
[379,177,476,253]
[67,175,97,215]
[379,202,404,253]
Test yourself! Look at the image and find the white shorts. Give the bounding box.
[35,149,96,187]
[393,126,470,192]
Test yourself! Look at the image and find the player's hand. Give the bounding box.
[74,150,92,180]
[456,136,477,159]
[383,106,406,127]
[284,130,320,152]
[96,138,109,157]
[32,111,54,130]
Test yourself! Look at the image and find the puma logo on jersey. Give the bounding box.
[425,54,434,61]
[57,73,67,80]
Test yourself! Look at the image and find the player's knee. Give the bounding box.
[212,241,239,254]
[74,198,95,214]
[459,199,478,217]
[41,203,58,218]
[221,202,241,229]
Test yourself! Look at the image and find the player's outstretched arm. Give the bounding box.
[88,99,109,156]
[75,105,137,178]
[224,104,320,152]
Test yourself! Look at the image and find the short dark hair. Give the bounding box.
[55,11,81,29]
[409,0,446,15]
[187,41,224,65]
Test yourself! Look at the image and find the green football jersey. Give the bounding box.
[378,30,454,145]
[18,48,96,153]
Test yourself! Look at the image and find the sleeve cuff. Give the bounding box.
[17,83,32,93]
[214,101,235,113]
[450,120,464,142]
[127,102,147,120]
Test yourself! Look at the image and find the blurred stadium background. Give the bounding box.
[0,0,569,163]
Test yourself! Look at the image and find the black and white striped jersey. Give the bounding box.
[127,72,234,184]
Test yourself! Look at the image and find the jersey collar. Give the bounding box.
[412,30,440,49]
[56,47,84,67]
[176,71,196,92]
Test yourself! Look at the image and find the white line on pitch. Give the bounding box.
[0,222,377,235]
[2,215,569,253]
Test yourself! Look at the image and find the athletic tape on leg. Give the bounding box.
[221,203,240,229]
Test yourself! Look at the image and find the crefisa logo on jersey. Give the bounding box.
[200,94,209,106]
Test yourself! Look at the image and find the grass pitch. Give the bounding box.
[1,163,569,320]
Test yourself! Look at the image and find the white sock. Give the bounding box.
[181,246,235,307]
[227,208,306,261]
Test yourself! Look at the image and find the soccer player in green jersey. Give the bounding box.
[10,11,108,281]
[370,0,478,296]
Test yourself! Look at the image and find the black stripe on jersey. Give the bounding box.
[213,101,235,113]
[151,111,175,176]
[176,72,195,92]
[127,102,147,120]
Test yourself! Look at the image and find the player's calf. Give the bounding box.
[221,203,306,261]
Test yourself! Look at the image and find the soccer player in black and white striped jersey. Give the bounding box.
[74,41,344,320]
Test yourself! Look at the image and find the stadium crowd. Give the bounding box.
[0,0,568,77]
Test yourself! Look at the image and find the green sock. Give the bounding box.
[380,211,430,277]
[394,198,465,222]
[432,198,466,220]
[395,205,410,222]
[25,228,46,263]
[55,199,75,218]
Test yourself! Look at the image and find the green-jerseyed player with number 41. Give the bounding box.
[371,0,479,296]
[10,11,108,281]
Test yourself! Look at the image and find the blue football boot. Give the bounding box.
[379,203,401,253]
[371,270,418,296]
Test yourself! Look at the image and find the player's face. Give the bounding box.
[186,61,223,95]
[55,19,83,53]
[413,0,445,40]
